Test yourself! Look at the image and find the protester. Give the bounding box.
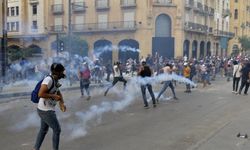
[156,63,178,102]
[33,63,66,150]
[78,62,91,100]
[232,60,242,94]
[238,63,250,95]
[183,62,191,93]
[104,61,127,96]
[138,60,156,108]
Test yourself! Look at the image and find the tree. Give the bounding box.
[59,35,89,57]
[238,36,250,52]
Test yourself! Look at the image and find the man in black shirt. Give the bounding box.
[138,61,156,108]
[238,63,250,95]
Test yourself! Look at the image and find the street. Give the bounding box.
[0,77,250,150]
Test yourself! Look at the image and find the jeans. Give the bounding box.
[239,80,250,94]
[105,77,127,94]
[80,79,90,96]
[157,81,176,99]
[141,84,156,106]
[34,109,61,150]
[233,77,240,92]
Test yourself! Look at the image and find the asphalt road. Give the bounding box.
[0,77,250,150]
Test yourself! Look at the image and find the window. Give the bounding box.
[32,5,37,15]
[54,17,63,31]
[98,13,108,29]
[123,11,135,28]
[16,6,19,16]
[234,27,238,36]
[11,7,15,16]
[234,9,238,19]
[11,22,15,31]
[16,22,19,31]
[32,21,38,29]
[235,0,238,2]
[74,15,84,30]
[7,23,10,31]
[7,8,9,16]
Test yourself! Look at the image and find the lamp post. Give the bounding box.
[68,0,72,61]
[1,0,7,81]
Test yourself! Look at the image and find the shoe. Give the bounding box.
[104,91,108,96]
[86,96,91,100]
[173,97,178,100]
[232,91,235,93]
[144,105,149,109]
[244,93,248,96]
[153,104,157,108]
[156,98,159,104]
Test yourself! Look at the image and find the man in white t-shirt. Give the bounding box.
[104,61,127,96]
[33,63,66,150]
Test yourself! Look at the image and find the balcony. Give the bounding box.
[52,4,64,15]
[29,0,39,4]
[208,27,213,35]
[208,7,215,16]
[153,0,176,7]
[72,21,137,33]
[72,2,86,12]
[214,29,235,38]
[185,0,194,10]
[204,5,209,13]
[95,0,110,11]
[222,9,230,18]
[184,22,208,34]
[50,25,66,33]
[121,0,136,9]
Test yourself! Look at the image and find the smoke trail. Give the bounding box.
[93,45,140,59]
[64,73,195,140]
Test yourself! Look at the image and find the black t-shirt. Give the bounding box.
[241,67,250,81]
[139,66,151,77]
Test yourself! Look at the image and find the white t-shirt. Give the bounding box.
[37,76,58,111]
[113,65,121,77]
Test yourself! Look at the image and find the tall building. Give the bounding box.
[7,0,236,64]
[7,0,47,58]
[229,0,250,54]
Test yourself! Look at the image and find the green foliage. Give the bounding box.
[60,35,89,57]
[238,36,250,52]
[7,48,23,61]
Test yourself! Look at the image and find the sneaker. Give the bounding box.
[173,97,178,100]
[144,105,149,109]
[232,91,235,93]
[153,104,157,108]
[244,93,248,96]
[104,91,108,96]
[86,96,91,100]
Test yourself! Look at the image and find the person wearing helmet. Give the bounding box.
[33,63,66,150]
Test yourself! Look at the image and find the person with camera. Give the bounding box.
[104,61,127,96]
[33,63,66,150]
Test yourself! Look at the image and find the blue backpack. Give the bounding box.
[31,75,54,103]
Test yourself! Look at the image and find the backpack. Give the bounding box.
[31,75,54,103]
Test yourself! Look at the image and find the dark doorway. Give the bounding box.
[94,40,112,64]
[118,39,139,63]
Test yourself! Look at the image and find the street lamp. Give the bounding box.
[1,0,8,81]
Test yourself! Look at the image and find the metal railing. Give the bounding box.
[50,25,65,32]
[72,2,86,12]
[153,0,174,6]
[95,0,110,10]
[222,9,230,17]
[72,21,137,33]
[214,29,235,38]
[184,22,208,34]
[185,0,194,9]
[121,0,136,8]
[52,4,64,14]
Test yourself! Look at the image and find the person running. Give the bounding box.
[33,63,66,150]
[138,60,156,108]
[238,63,250,95]
[78,62,91,100]
[232,60,242,94]
[104,61,127,96]
[156,63,178,102]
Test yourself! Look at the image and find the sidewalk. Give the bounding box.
[0,80,110,99]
